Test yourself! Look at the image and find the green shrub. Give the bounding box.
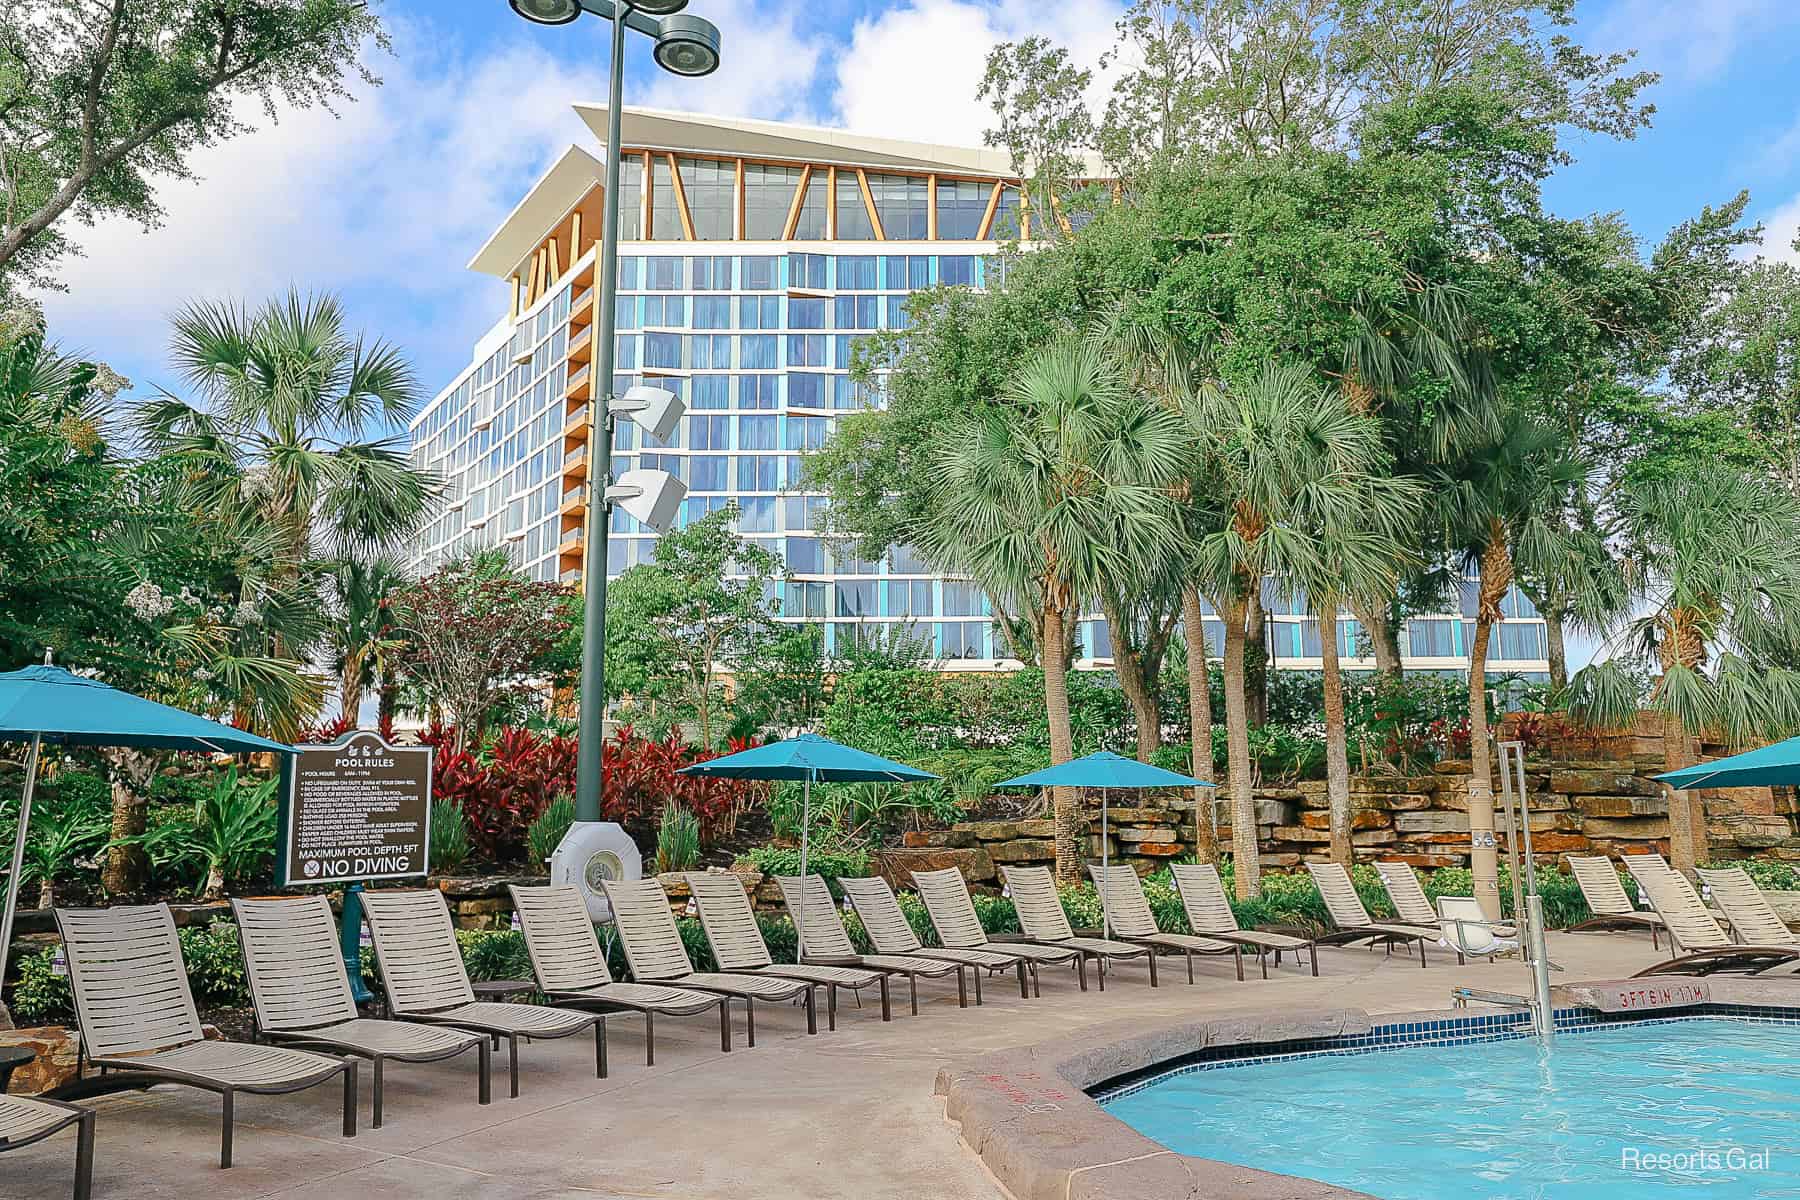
[526,794,576,871]
[454,928,533,982]
[737,844,871,888]
[431,799,473,874]
[655,801,701,873]
[178,921,248,1005]
[8,948,72,1024]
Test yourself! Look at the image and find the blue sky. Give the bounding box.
[34,0,1800,415]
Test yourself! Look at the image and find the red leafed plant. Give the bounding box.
[295,713,357,744]
[421,724,761,865]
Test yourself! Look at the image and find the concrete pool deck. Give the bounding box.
[4,931,1699,1199]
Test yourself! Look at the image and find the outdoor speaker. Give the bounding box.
[616,384,685,442]
[548,821,642,923]
[607,468,686,533]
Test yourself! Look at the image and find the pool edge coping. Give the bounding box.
[934,977,1800,1200]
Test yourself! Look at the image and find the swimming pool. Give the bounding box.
[1102,1017,1800,1198]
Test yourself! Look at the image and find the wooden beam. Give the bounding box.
[640,150,653,239]
[976,181,1003,240]
[781,164,811,241]
[927,174,938,241]
[510,275,521,320]
[826,166,837,240]
[529,249,546,304]
[734,158,746,241]
[546,237,560,284]
[665,152,696,242]
[569,211,581,265]
[856,167,884,241]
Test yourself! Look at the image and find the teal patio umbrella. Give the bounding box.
[1656,736,1800,791]
[678,733,936,950]
[0,660,292,1015]
[997,751,1215,932]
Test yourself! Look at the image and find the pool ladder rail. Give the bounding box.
[1493,740,1558,1044]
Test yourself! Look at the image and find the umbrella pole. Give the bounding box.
[797,773,811,962]
[1099,788,1108,937]
[1,733,43,1027]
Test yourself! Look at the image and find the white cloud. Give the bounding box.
[830,0,1119,148]
[1590,0,1793,86]
[1749,192,1800,265]
[32,3,832,397]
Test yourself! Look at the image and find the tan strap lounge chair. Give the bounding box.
[999,865,1156,990]
[775,874,969,1012]
[1567,855,1666,947]
[55,904,355,1169]
[509,884,732,1063]
[1088,864,1243,983]
[1622,860,1799,977]
[1376,861,1514,938]
[1696,866,1800,950]
[1,1093,93,1199]
[685,873,890,1025]
[838,875,1021,1004]
[1304,862,1436,966]
[912,867,1078,998]
[1435,896,1519,963]
[233,896,490,1127]
[1169,863,1319,976]
[602,878,819,1044]
[359,890,602,1097]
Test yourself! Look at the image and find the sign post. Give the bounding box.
[278,731,433,1004]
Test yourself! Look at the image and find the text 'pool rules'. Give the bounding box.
[278,730,432,885]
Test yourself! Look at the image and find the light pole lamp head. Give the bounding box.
[630,0,691,12]
[606,469,687,533]
[654,14,722,76]
[510,0,582,24]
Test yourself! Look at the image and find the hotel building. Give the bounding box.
[406,106,1549,678]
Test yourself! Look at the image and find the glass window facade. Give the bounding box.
[412,138,1545,674]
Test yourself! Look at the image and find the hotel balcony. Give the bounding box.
[559,484,588,519]
[568,323,592,364]
[563,445,588,481]
[570,285,593,326]
[565,362,591,400]
[564,406,592,448]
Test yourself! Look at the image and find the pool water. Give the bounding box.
[1102,1018,1800,1198]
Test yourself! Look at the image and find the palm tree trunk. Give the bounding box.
[1181,587,1219,863]
[1100,592,1162,762]
[340,649,365,725]
[1244,587,1269,726]
[1662,712,1701,875]
[1351,599,1404,678]
[1545,608,1569,692]
[1222,593,1260,898]
[1042,601,1082,883]
[100,748,157,896]
[1319,609,1353,867]
[1465,534,1511,921]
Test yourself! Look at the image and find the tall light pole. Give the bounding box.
[509,0,720,916]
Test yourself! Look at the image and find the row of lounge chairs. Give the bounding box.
[18,854,1796,1195]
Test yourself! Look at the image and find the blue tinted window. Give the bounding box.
[789,373,825,407]
[838,256,878,289]
[738,415,776,450]
[737,455,779,491]
[692,376,730,409]
[742,256,780,290]
[645,333,683,369]
[646,256,683,290]
[790,298,826,329]
[693,297,731,329]
[690,455,728,491]
[940,256,975,286]
[741,335,778,369]
[737,374,779,409]
[788,335,827,367]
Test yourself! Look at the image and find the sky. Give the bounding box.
[31,0,1800,414]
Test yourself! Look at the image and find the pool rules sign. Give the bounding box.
[278,731,432,885]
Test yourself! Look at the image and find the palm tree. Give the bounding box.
[1432,407,1587,917]
[1188,362,1409,896]
[323,555,408,723]
[138,289,432,568]
[927,340,1187,880]
[1571,466,1800,875]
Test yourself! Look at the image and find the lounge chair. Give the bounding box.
[1696,866,1800,950]
[1567,855,1666,947]
[1621,860,1800,977]
[601,878,819,1044]
[1304,862,1437,966]
[912,867,1079,997]
[1087,864,1244,983]
[1376,861,1514,937]
[0,1094,93,1199]
[838,875,1023,1003]
[998,865,1157,990]
[358,890,602,1097]
[684,873,891,1025]
[233,896,490,1127]
[775,874,970,1012]
[1169,863,1319,977]
[55,904,356,1168]
[508,884,732,1063]
[1435,896,1519,963]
